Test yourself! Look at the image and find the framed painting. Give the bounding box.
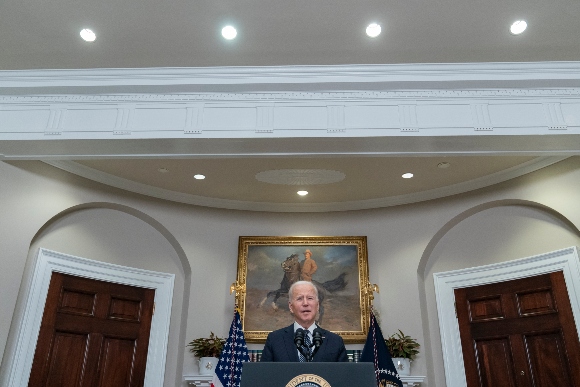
[233,236,373,343]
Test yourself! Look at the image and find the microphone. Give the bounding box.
[294,328,305,349]
[310,327,324,360]
[312,328,324,349]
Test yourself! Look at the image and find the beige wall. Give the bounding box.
[1,157,579,387]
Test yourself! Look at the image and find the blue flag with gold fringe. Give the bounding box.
[360,311,403,387]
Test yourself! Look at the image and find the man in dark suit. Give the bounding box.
[261,281,348,362]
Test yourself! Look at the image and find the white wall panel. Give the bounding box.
[274,106,327,129]
[204,107,256,129]
[563,103,580,126]
[489,103,546,127]
[345,105,399,128]
[418,104,472,128]
[63,108,118,131]
[0,109,50,131]
[132,108,187,130]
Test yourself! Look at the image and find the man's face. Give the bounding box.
[304,252,311,260]
[289,283,319,328]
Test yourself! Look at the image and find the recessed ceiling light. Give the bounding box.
[510,20,527,35]
[437,162,450,169]
[366,23,381,38]
[193,174,206,180]
[158,168,169,173]
[297,190,309,196]
[402,173,414,179]
[80,29,96,42]
[222,26,237,40]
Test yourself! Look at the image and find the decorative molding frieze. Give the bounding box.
[471,103,493,131]
[544,102,568,130]
[3,88,580,104]
[327,105,345,133]
[185,106,203,134]
[114,107,131,135]
[45,107,64,136]
[1,62,580,143]
[1,90,579,141]
[256,105,274,133]
[399,104,418,132]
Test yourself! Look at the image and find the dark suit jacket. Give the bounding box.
[261,324,348,362]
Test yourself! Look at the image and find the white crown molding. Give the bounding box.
[44,156,566,212]
[1,61,580,91]
[2,88,580,103]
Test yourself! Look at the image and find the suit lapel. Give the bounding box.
[312,327,329,362]
[282,324,299,361]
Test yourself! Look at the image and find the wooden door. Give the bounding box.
[28,272,155,387]
[455,271,580,387]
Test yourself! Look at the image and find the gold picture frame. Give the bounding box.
[233,236,373,343]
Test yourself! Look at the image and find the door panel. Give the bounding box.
[525,332,572,386]
[475,338,517,387]
[29,272,155,387]
[46,332,89,387]
[455,271,580,387]
[98,337,138,387]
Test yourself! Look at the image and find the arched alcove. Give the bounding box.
[3,202,191,387]
[416,199,580,387]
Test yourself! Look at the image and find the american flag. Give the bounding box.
[211,310,250,387]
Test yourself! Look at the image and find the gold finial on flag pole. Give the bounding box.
[364,282,380,304]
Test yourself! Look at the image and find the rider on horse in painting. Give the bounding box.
[300,249,317,282]
[259,251,347,324]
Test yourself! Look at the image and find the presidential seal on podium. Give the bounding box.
[285,374,331,387]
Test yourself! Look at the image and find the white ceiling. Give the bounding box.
[2,0,580,69]
[2,0,579,211]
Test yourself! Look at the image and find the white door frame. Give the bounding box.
[1,248,175,387]
[433,246,580,387]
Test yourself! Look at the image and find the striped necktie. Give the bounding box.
[299,331,311,362]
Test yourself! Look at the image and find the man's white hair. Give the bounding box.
[288,280,319,300]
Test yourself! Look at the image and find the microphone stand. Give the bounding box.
[295,327,324,362]
[294,328,311,362]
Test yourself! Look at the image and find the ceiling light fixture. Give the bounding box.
[510,20,527,35]
[297,190,308,196]
[158,168,169,173]
[402,173,414,179]
[193,174,206,180]
[222,26,237,40]
[80,29,96,42]
[366,23,381,38]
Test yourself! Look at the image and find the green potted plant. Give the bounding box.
[187,332,226,375]
[385,330,420,376]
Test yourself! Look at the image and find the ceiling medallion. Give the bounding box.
[255,169,346,185]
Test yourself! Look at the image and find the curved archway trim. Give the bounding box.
[417,199,580,279]
[31,202,192,278]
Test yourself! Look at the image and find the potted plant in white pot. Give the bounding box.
[187,332,226,375]
[385,330,420,376]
